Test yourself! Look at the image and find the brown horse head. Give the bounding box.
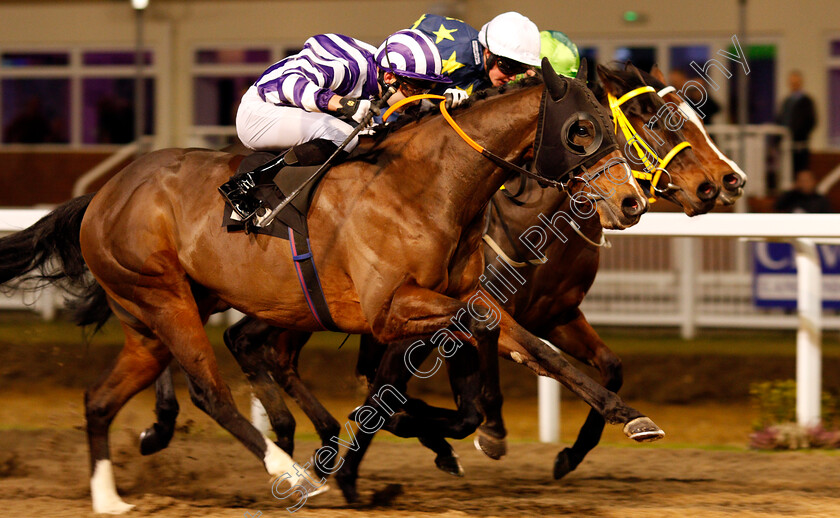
[536,58,647,228]
[597,63,720,215]
[647,65,747,206]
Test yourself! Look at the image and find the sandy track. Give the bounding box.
[1,428,839,518]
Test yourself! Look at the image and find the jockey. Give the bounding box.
[539,30,580,78]
[220,29,451,219]
[410,11,541,107]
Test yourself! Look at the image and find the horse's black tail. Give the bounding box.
[69,282,112,332]
[0,193,112,330]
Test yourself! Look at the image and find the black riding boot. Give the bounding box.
[218,154,286,220]
[218,139,341,220]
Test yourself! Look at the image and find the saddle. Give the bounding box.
[221,148,339,330]
[222,153,327,239]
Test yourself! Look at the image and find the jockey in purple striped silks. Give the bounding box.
[220,29,451,219]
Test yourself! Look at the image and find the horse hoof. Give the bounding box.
[434,453,465,477]
[334,471,360,504]
[623,417,665,442]
[473,431,507,460]
[553,447,576,480]
[307,482,330,498]
[92,499,135,515]
[138,424,172,456]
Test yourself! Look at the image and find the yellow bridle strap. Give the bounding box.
[611,86,656,108]
[607,87,692,201]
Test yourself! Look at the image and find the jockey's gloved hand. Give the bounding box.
[336,97,373,124]
[444,88,469,110]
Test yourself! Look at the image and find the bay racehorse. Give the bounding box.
[0,61,661,513]
[643,65,747,205]
[137,63,724,500]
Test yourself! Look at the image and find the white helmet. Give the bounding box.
[478,12,541,67]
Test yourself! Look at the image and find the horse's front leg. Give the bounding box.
[498,309,663,442]
[376,285,507,458]
[541,309,624,479]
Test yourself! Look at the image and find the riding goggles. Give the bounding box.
[493,55,531,76]
[396,76,436,96]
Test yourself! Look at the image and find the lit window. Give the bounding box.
[1,78,70,143]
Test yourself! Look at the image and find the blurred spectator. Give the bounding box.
[669,68,721,124]
[776,70,816,172]
[4,96,53,143]
[774,169,833,213]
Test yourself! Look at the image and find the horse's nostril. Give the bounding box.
[723,172,744,191]
[622,197,644,217]
[697,182,719,201]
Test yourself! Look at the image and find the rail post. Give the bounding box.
[538,338,561,443]
[794,238,821,426]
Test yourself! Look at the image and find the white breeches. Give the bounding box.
[235,86,358,152]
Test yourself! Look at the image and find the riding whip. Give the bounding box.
[255,85,398,228]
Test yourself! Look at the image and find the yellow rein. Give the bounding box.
[608,86,691,202]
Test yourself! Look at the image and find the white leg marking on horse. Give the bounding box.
[263,436,300,482]
[91,459,135,514]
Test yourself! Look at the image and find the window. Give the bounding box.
[82,77,154,144]
[614,46,656,72]
[191,45,292,148]
[728,44,776,124]
[0,48,156,146]
[579,47,597,81]
[2,78,70,143]
[669,45,709,75]
[1,51,71,144]
[828,38,840,148]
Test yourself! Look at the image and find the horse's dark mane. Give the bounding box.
[589,62,650,102]
[370,75,545,141]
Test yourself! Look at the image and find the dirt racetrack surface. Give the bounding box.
[2,321,840,517]
[1,429,840,518]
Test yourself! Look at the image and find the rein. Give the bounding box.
[383,94,574,191]
[608,86,691,203]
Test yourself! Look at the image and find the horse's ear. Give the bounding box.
[624,61,645,83]
[576,57,588,84]
[542,57,568,101]
[650,64,667,84]
[597,64,623,96]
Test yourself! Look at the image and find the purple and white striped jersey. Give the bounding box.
[255,34,381,113]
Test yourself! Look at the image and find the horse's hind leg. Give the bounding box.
[105,282,314,495]
[334,337,422,504]
[266,328,342,479]
[546,310,623,480]
[139,364,179,455]
[86,323,171,514]
[224,317,300,455]
[356,335,464,476]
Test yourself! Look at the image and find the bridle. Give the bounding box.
[382,90,626,194]
[608,85,692,203]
